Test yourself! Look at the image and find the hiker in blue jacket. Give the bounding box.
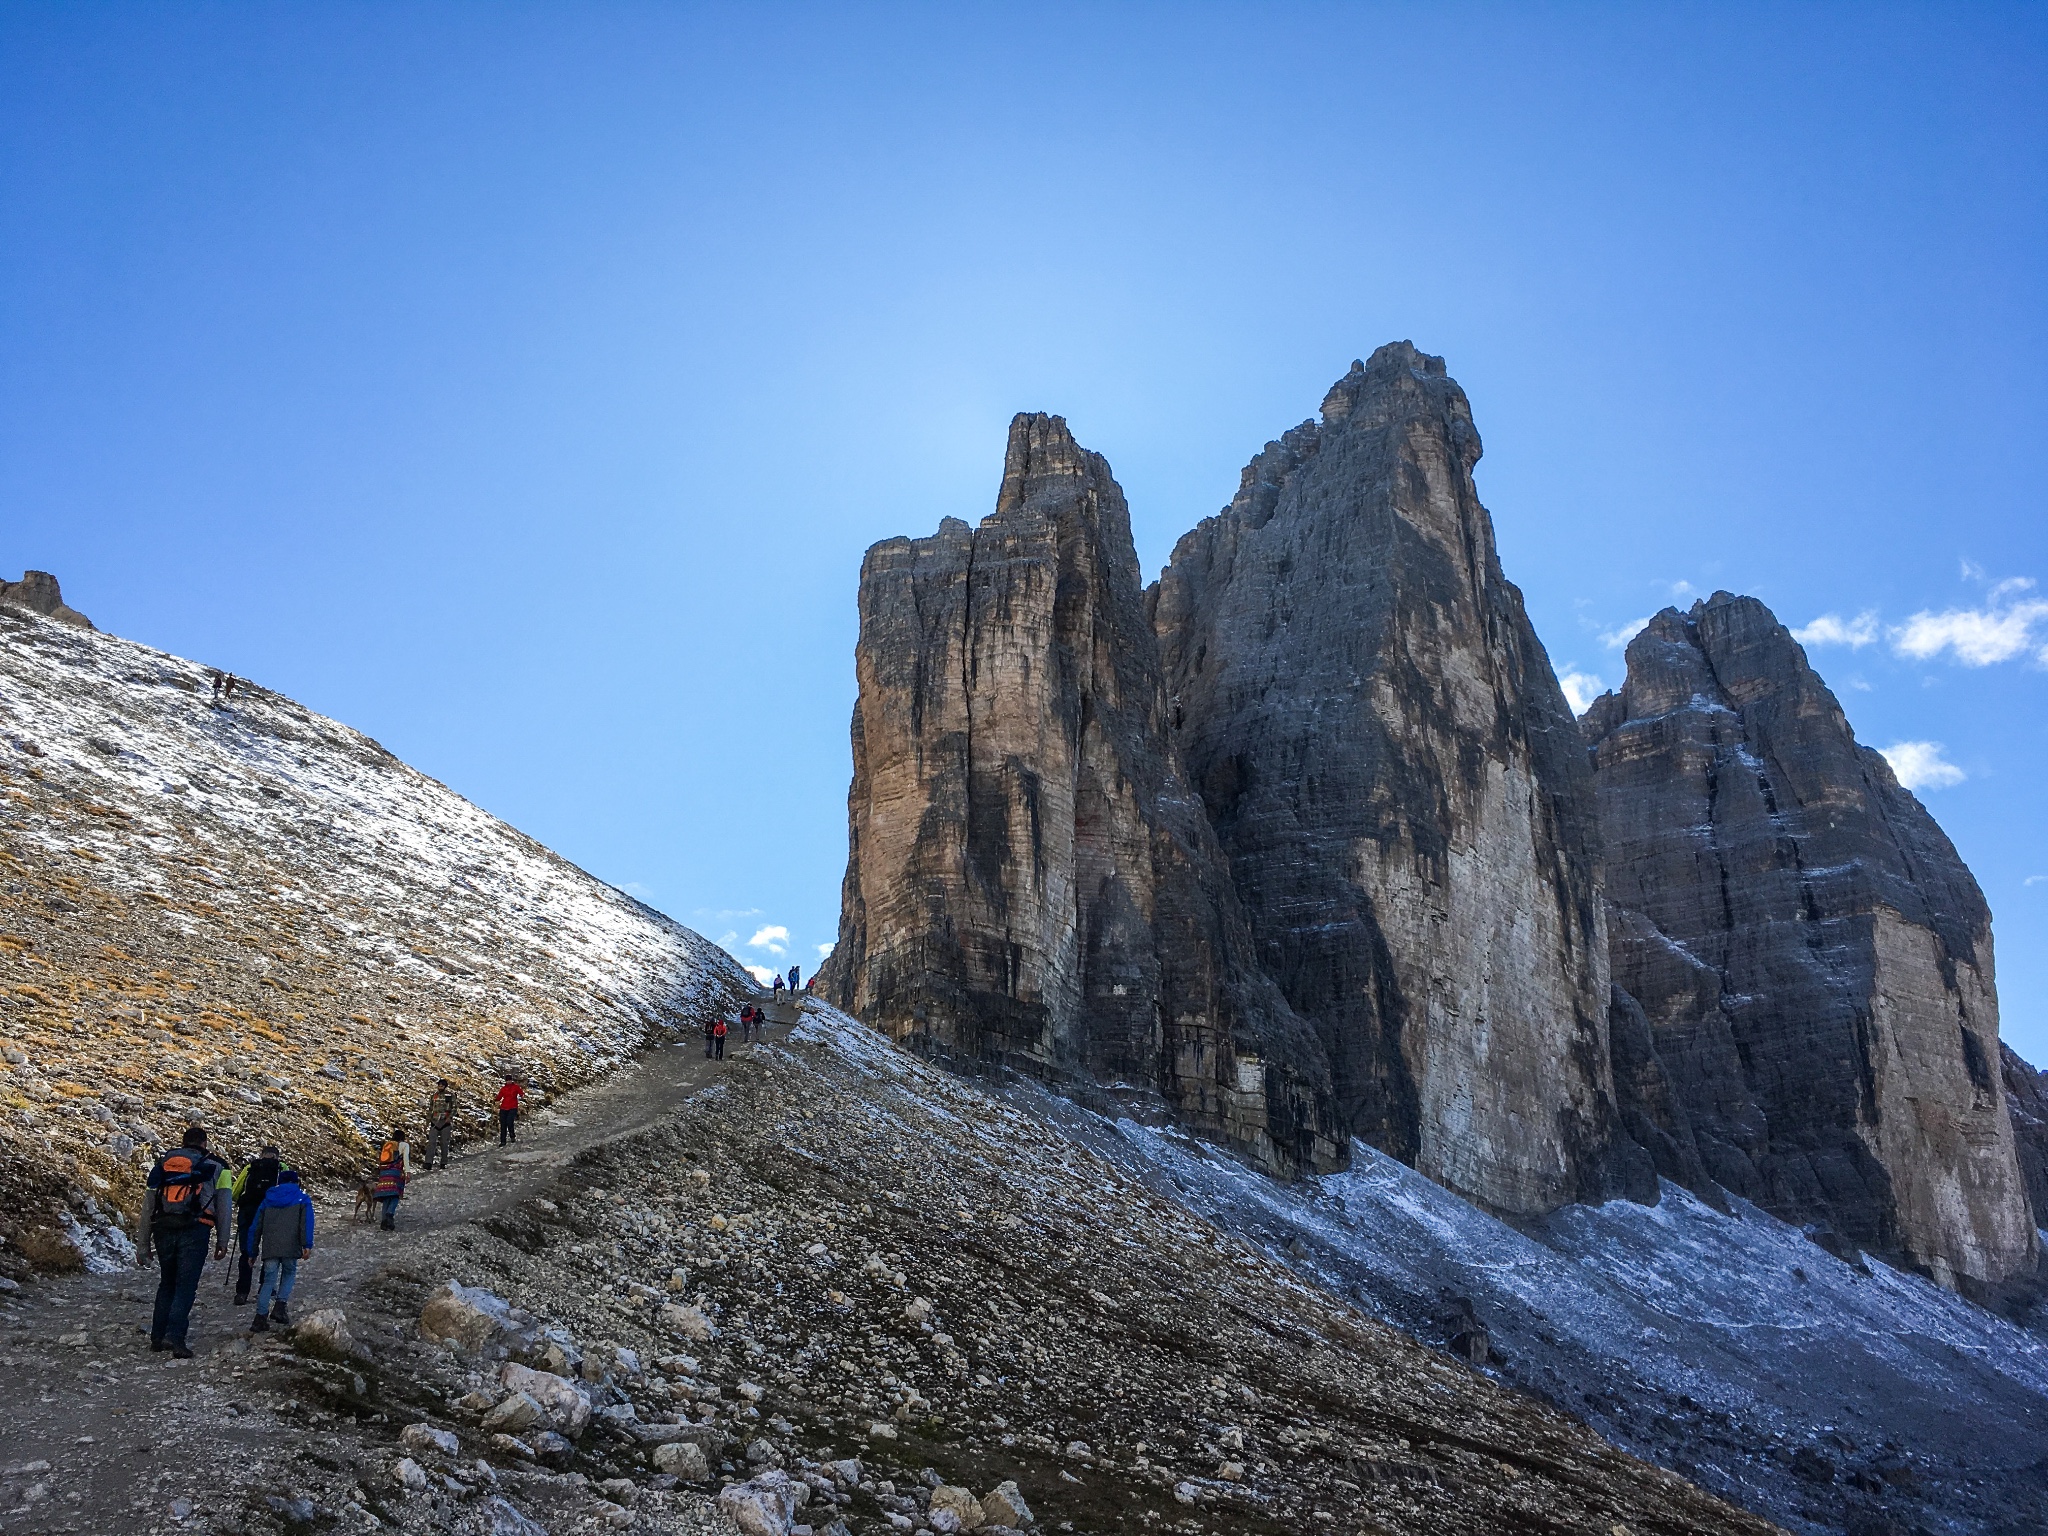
[245,1167,315,1332]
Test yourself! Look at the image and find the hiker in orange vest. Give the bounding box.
[138,1126,232,1357]
[373,1127,410,1231]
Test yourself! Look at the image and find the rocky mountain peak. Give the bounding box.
[0,569,92,629]
[993,411,1099,512]
[821,411,1343,1175]
[1587,588,2037,1288]
[1150,349,1642,1216]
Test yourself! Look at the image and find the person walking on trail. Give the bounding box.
[424,1079,457,1169]
[496,1076,527,1144]
[230,1144,286,1305]
[209,670,224,702]
[771,973,784,996]
[373,1128,410,1230]
[788,964,800,992]
[712,1017,728,1060]
[138,1125,231,1358]
[703,1016,718,1058]
[245,1168,314,1332]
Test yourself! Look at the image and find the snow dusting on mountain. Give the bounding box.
[0,597,747,1269]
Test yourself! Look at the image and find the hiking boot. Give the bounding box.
[251,1313,270,1334]
[170,1344,194,1359]
[149,1336,166,1352]
[233,1292,251,1306]
[271,1301,290,1326]
[380,1216,396,1231]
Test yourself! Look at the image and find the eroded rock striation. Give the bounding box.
[1583,593,2038,1287]
[821,413,1341,1174]
[1150,344,1643,1216]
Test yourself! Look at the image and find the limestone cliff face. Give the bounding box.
[1583,593,2037,1287]
[2003,1044,2048,1236]
[1150,344,1644,1217]
[821,414,1343,1175]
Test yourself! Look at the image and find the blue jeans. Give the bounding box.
[151,1224,211,1347]
[254,1257,298,1314]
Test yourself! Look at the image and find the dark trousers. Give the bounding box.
[426,1124,453,1167]
[498,1109,517,1144]
[151,1225,211,1347]
[233,1213,256,1300]
[713,1033,726,1059]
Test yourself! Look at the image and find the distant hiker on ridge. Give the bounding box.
[230,1143,287,1306]
[772,972,784,996]
[209,670,224,702]
[245,1167,314,1332]
[138,1125,231,1359]
[424,1078,457,1169]
[496,1074,527,1144]
[373,1126,410,1230]
[788,964,800,991]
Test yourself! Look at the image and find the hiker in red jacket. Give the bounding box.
[711,1018,728,1060]
[496,1076,527,1145]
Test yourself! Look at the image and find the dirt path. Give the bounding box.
[0,1022,790,1532]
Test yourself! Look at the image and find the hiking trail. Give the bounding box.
[0,1015,792,1533]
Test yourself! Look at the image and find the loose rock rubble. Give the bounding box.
[135,1006,1760,1536]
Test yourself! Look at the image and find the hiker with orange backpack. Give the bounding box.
[138,1125,232,1358]
[373,1127,411,1231]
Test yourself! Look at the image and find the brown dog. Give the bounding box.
[353,1174,378,1223]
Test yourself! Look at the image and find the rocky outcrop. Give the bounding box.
[2002,1043,2048,1234]
[1583,593,2038,1287]
[1150,344,1644,1217]
[820,413,1342,1175]
[0,569,92,628]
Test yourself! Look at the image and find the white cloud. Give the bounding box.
[1791,611,1878,649]
[746,924,790,955]
[622,881,655,899]
[1558,670,1603,714]
[1667,579,1696,599]
[742,963,779,986]
[1600,617,1652,650]
[2024,874,2047,888]
[718,930,739,947]
[1991,575,2037,600]
[1891,596,2048,666]
[1961,558,1986,582]
[815,941,836,958]
[1878,740,1966,792]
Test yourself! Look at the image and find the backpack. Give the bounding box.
[378,1140,403,1169]
[151,1149,218,1229]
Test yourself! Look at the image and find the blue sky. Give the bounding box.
[4,5,2045,1057]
